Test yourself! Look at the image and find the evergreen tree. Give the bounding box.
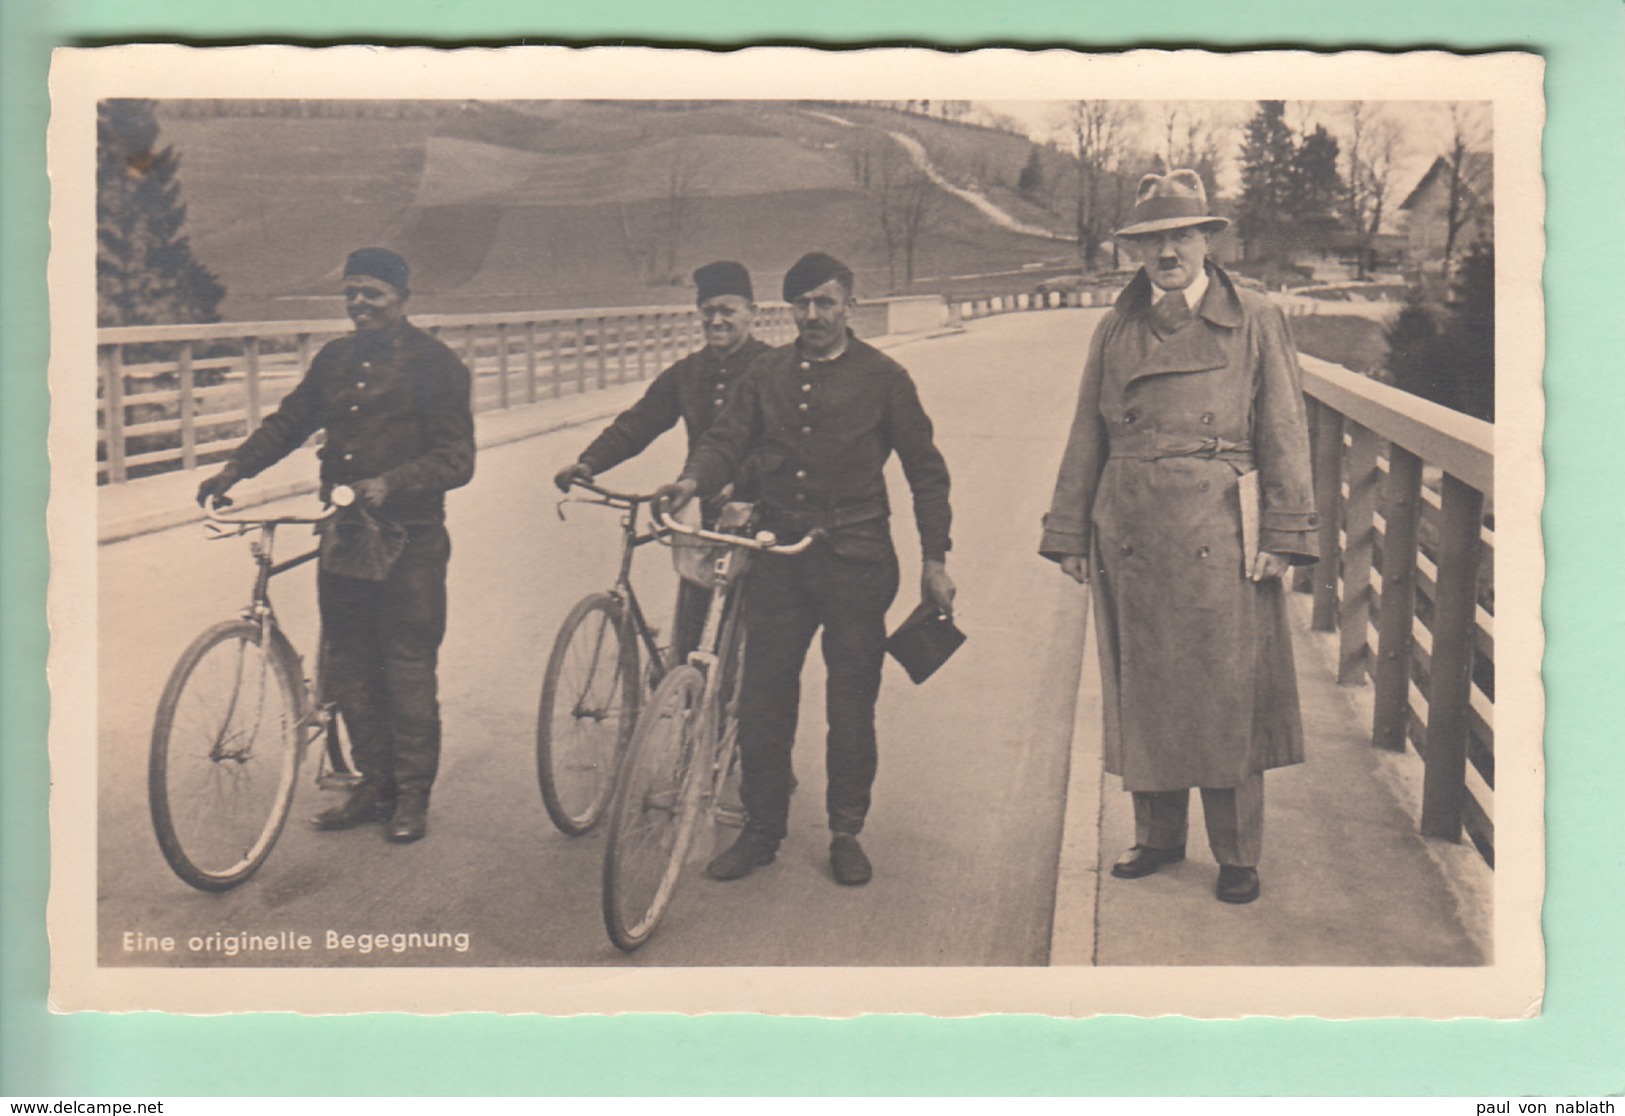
[1235,101,1298,262]
[97,99,225,328]
[1292,125,1344,227]
[1017,145,1045,198]
[1443,241,1494,422]
[1236,103,1349,272]
[1381,241,1493,422]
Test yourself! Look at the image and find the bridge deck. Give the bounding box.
[93,310,1489,968]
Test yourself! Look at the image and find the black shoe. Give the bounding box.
[387,789,429,843]
[1110,844,1186,879]
[313,782,395,830]
[706,831,778,880]
[1216,865,1261,904]
[829,833,872,886]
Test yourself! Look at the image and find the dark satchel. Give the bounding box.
[318,505,408,581]
[885,603,966,685]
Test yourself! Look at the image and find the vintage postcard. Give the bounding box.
[47,45,1545,1016]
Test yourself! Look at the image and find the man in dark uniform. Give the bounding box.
[195,247,475,843]
[554,261,768,660]
[656,251,956,886]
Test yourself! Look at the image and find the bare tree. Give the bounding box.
[1148,100,1233,203]
[1342,102,1404,278]
[614,147,702,285]
[870,142,942,291]
[1068,100,1136,271]
[657,147,701,283]
[1439,102,1492,278]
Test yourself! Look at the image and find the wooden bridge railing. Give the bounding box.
[97,304,800,484]
[1299,357,1495,865]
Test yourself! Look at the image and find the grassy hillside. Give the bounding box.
[152,100,1070,320]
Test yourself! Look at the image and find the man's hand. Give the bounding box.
[1249,551,1291,582]
[1059,555,1090,585]
[652,478,698,519]
[195,465,240,509]
[922,558,956,618]
[554,461,593,494]
[351,476,390,510]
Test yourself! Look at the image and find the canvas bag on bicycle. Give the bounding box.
[670,500,757,589]
[317,504,407,581]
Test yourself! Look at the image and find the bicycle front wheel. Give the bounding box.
[148,619,306,890]
[537,593,638,835]
[602,664,707,951]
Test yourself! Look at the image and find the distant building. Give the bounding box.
[1396,153,1494,275]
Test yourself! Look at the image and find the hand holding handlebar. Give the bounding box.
[195,464,241,509]
[554,462,594,494]
[653,478,698,518]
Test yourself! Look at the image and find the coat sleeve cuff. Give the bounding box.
[1261,507,1321,533]
[1260,527,1320,564]
[1038,526,1088,563]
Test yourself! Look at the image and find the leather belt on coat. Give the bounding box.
[1108,434,1255,469]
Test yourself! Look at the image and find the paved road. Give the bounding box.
[96,311,1103,968]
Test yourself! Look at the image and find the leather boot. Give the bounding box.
[313,780,395,830]
[706,831,778,880]
[388,788,430,843]
[830,833,872,886]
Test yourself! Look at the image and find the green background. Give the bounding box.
[3,0,1620,1096]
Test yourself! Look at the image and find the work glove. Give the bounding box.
[351,476,390,510]
[195,464,241,509]
[554,461,593,494]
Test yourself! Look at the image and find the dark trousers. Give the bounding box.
[1131,772,1265,868]
[317,524,451,795]
[671,577,711,666]
[737,544,900,841]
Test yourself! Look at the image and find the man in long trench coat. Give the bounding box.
[1039,171,1319,904]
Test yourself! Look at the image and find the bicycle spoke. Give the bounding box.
[538,596,635,834]
[152,624,303,887]
[603,666,706,949]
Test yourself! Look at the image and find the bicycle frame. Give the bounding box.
[558,481,671,682]
[204,501,351,782]
[664,513,817,835]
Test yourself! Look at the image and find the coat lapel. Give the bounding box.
[1119,265,1244,386]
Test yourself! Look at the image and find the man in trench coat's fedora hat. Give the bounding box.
[1039,170,1320,904]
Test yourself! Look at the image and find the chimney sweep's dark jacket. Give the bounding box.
[683,334,951,564]
[226,321,475,526]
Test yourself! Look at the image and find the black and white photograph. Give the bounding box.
[46,46,1545,1017]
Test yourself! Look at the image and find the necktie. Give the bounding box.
[1152,289,1193,336]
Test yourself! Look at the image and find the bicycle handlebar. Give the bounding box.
[566,478,659,505]
[202,484,351,533]
[659,511,821,555]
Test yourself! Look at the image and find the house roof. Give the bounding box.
[1399,152,1494,211]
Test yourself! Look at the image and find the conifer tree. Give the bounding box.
[97,99,225,327]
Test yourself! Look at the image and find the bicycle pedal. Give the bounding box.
[714,803,748,828]
[317,771,363,791]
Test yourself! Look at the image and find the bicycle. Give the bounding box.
[535,479,674,836]
[147,489,357,891]
[600,508,818,952]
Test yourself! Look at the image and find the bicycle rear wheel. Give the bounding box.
[602,664,707,951]
[149,619,306,890]
[537,593,638,835]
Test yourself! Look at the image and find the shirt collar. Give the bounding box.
[1152,268,1209,314]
